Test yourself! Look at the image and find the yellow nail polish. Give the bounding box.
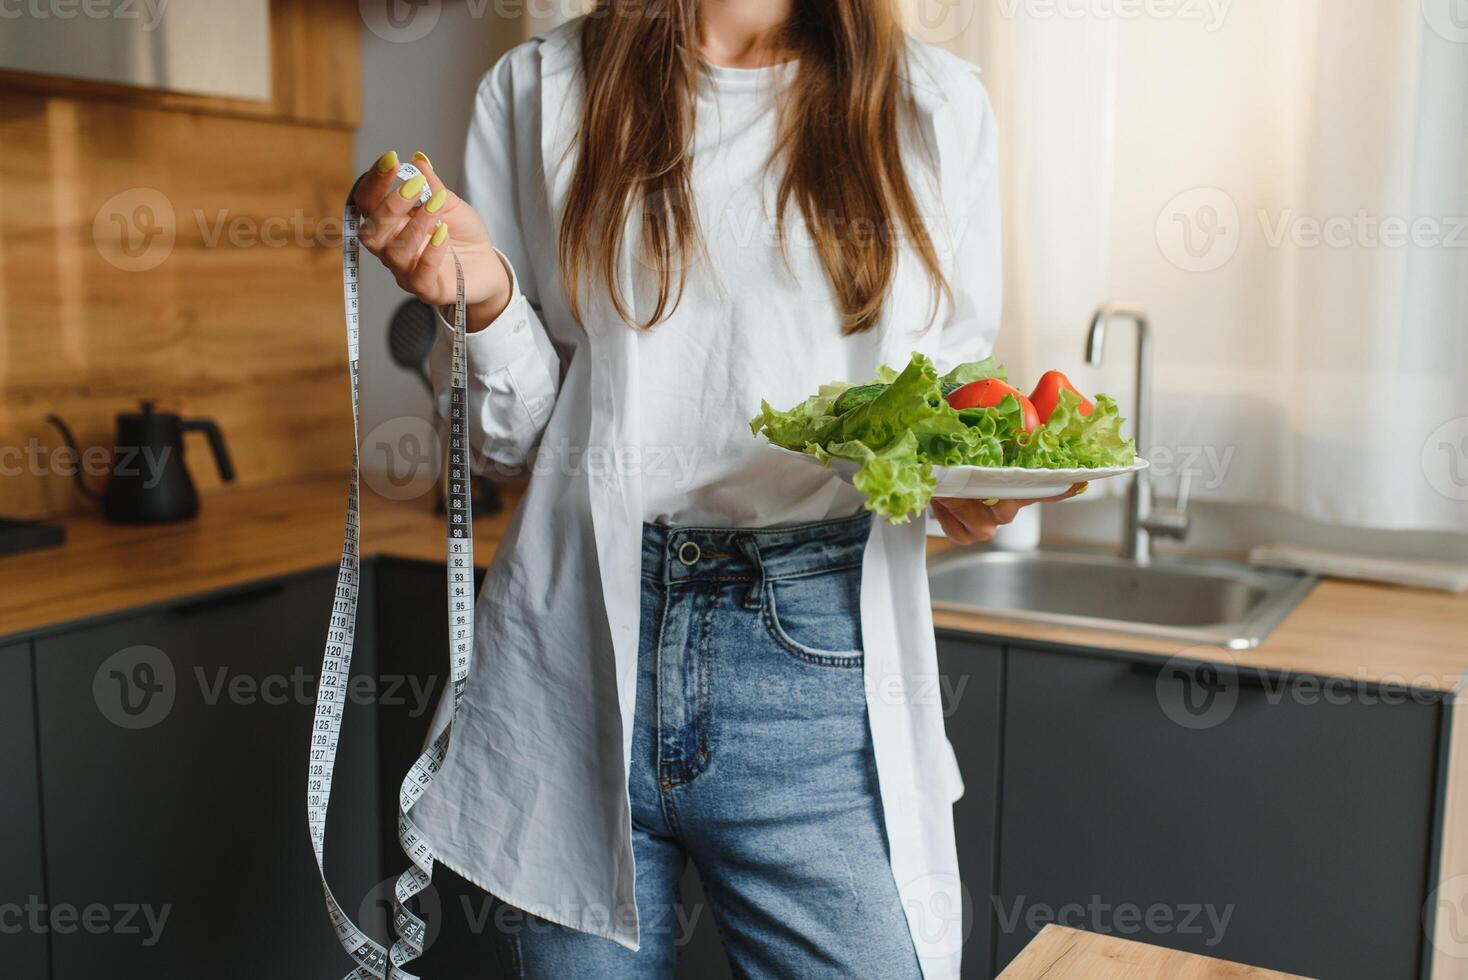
[425,188,447,214]
[398,174,427,200]
[981,498,1000,507]
[430,222,448,247]
[412,151,432,169]
[375,150,398,174]
[1074,482,1089,496]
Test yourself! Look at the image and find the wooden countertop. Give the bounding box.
[2,475,1466,695]
[999,925,1310,979]
[929,543,1468,694]
[0,474,519,640]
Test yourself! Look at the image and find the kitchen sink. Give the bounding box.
[928,549,1316,650]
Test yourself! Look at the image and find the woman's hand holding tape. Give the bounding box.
[353,150,511,332]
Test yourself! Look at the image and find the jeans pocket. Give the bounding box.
[762,564,865,668]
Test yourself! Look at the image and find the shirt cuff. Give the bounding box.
[435,248,535,374]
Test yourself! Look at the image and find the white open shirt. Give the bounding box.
[417,19,1001,979]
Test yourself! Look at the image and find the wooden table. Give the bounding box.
[998,925,1314,979]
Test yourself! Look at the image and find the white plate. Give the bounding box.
[770,445,1149,500]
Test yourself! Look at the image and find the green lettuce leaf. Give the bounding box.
[940,357,1007,387]
[751,353,1134,523]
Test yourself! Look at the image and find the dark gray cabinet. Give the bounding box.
[992,643,1443,979]
[5,562,1453,980]
[936,638,1005,978]
[1,640,49,978]
[372,557,509,975]
[30,571,382,979]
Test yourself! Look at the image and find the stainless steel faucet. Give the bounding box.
[1084,303,1189,563]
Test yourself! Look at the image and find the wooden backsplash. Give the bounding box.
[0,0,361,518]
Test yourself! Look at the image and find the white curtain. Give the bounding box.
[907,0,1468,531]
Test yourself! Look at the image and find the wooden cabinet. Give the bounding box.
[30,570,382,979]
[0,639,49,979]
[991,643,1443,980]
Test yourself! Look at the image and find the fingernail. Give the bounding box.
[425,187,447,214]
[430,222,448,247]
[412,151,432,169]
[398,174,427,200]
[981,498,1000,507]
[375,150,398,174]
[1074,482,1089,497]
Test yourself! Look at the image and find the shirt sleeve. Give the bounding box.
[427,57,562,472]
[428,248,560,472]
[935,74,1002,375]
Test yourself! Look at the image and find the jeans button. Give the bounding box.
[677,541,701,566]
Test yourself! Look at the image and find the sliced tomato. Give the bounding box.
[946,378,1040,432]
[1028,370,1094,423]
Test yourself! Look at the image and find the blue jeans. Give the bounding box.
[500,513,922,979]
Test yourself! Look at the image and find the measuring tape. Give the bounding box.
[306,161,474,979]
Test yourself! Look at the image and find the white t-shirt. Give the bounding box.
[635,61,879,526]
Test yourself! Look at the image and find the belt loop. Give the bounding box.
[735,534,764,609]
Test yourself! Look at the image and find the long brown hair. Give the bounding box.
[557,0,949,333]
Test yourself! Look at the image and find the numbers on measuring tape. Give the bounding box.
[306,162,475,980]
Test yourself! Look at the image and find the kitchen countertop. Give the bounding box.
[0,474,518,642]
[2,475,1466,695]
[998,925,1310,980]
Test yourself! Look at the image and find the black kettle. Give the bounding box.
[47,402,235,523]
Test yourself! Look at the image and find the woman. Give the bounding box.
[352,2,1077,976]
